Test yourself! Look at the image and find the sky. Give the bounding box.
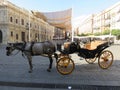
[8,0,120,18]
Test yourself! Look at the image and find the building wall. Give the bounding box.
[78,15,93,34]
[76,1,120,35]
[0,1,54,44]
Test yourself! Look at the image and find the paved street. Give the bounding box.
[0,44,120,89]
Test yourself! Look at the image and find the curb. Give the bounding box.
[0,81,120,89]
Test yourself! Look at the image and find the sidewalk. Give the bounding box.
[0,44,120,89]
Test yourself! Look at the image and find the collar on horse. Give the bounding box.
[14,41,35,55]
[14,42,26,52]
[12,42,27,57]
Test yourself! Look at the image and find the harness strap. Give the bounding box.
[22,41,26,52]
[11,50,20,56]
[30,42,35,55]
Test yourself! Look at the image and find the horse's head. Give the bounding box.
[6,43,15,56]
[6,42,26,56]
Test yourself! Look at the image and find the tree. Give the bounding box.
[102,29,110,35]
[111,29,120,39]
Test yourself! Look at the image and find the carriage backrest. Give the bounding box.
[69,42,79,53]
[63,42,79,53]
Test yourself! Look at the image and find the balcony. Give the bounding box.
[105,15,111,20]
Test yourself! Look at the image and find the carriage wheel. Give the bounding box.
[85,58,97,64]
[98,50,113,69]
[56,57,75,75]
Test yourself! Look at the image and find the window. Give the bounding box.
[21,32,25,41]
[10,17,13,22]
[26,23,29,30]
[21,19,24,25]
[16,34,18,40]
[35,33,37,37]
[105,13,110,20]
[11,31,13,37]
[16,19,18,24]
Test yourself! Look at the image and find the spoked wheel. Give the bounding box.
[85,58,97,64]
[56,57,75,75]
[98,50,113,69]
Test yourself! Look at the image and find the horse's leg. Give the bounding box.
[47,55,53,72]
[27,55,33,73]
[54,53,58,62]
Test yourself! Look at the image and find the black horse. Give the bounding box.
[6,41,58,73]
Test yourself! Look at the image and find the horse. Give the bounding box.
[6,41,58,73]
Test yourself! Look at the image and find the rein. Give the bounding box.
[13,42,32,59]
[10,50,20,56]
[10,42,28,57]
[14,42,31,52]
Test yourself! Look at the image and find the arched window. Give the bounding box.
[10,17,13,22]
[11,31,13,37]
[16,19,18,24]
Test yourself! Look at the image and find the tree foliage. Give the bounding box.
[111,29,120,39]
[102,29,110,35]
[77,29,120,39]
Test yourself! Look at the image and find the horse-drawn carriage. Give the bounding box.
[56,41,114,75]
[6,40,114,75]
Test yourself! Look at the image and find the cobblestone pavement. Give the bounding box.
[0,44,120,89]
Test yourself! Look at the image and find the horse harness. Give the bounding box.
[13,41,54,56]
[30,42,35,55]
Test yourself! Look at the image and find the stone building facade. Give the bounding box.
[75,1,120,35]
[0,0,54,44]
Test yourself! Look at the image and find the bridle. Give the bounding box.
[6,42,27,56]
[6,46,19,56]
[11,50,20,56]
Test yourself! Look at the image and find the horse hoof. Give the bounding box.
[47,69,51,72]
[28,70,32,73]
